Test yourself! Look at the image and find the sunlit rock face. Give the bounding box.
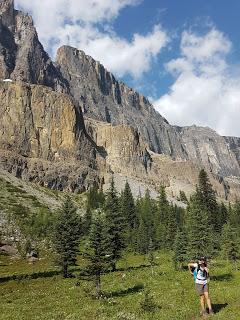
[175,126,240,178]
[56,45,188,159]
[0,82,99,191]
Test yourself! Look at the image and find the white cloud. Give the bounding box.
[15,0,168,79]
[154,28,240,136]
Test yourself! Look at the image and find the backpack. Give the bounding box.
[193,264,208,282]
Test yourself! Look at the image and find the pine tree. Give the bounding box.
[157,186,169,222]
[53,197,81,278]
[221,222,239,268]
[155,186,170,249]
[105,178,126,271]
[229,201,240,230]
[137,214,148,254]
[84,212,110,298]
[120,181,137,249]
[165,204,178,250]
[197,169,219,231]
[173,228,188,270]
[186,194,214,260]
[83,186,105,236]
[217,202,228,231]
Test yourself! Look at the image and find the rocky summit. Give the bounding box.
[0,0,67,91]
[0,0,240,201]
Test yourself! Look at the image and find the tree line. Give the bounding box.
[53,169,240,296]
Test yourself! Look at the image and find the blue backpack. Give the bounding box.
[193,265,207,282]
[193,267,198,281]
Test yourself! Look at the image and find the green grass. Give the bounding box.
[0,178,51,214]
[0,252,239,320]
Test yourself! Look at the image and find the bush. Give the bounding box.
[140,288,158,312]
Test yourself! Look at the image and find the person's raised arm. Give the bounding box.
[188,262,196,275]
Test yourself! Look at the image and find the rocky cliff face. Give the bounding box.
[0,82,99,191]
[56,46,187,158]
[0,0,67,91]
[224,136,240,166]
[56,46,240,181]
[176,126,240,178]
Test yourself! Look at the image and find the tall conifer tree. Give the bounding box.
[197,169,219,231]
[105,178,126,271]
[53,197,81,278]
[221,222,239,268]
[85,212,110,298]
[186,194,213,260]
[120,181,137,248]
[173,227,188,269]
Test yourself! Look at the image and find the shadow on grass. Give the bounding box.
[211,273,233,281]
[211,303,228,313]
[0,267,82,283]
[105,283,144,298]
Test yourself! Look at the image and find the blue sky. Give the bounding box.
[114,0,240,96]
[16,0,240,136]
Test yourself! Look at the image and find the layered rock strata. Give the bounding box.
[0,82,99,191]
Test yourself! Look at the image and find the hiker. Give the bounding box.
[188,257,214,316]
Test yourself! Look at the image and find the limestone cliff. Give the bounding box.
[56,45,240,181]
[86,119,240,202]
[56,46,187,158]
[176,126,240,178]
[0,82,99,191]
[224,136,240,167]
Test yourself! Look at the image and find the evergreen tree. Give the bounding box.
[217,202,228,231]
[157,186,169,222]
[197,169,219,231]
[173,228,188,269]
[105,178,126,271]
[83,186,105,235]
[53,197,81,278]
[85,212,110,298]
[186,194,214,260]
[147,238,155,275]
[137,213,148,254]
[120,181,137,249]
[221,222,239,268]
[86,186,105,210]
[229,201,240,230]
[165,204,178,250]
[155,186,169,249]
[136,190,157,253]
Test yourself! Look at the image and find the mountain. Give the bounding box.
[0,0,240,202]
[56,45,187,159]
[0,0,67,91]
[55,45,240,182]
[0,81,100,192]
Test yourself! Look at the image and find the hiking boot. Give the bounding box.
[200,310,208,317]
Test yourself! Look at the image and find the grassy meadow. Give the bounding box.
[0,251,239,320]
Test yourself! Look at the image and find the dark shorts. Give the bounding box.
[195,283,209,296]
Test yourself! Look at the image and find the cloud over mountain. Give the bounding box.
[154,28,240,136]
[15,0,168,79]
